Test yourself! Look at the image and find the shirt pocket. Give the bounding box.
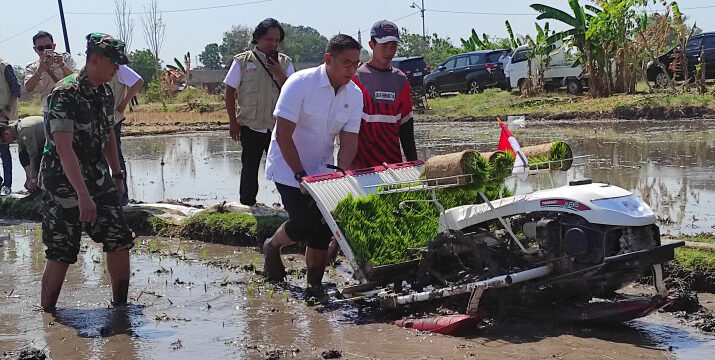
[301,104,325,132]
[330,109,351,134]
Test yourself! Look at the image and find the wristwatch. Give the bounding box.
[294,170,307,182]
[112,170,125,180]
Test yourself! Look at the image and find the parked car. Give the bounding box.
[647,31,715,87]
[505,42,588,95]
[391,56,431,88]
[392,56,431,112]
[423,49,509,98]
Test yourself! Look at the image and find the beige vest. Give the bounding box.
[234,49,291,130]
[108,74,128,124]
[0,60,19,121]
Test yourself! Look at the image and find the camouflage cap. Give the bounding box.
[86,33,129,65]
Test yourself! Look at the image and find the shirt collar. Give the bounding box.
[317,64,332,89]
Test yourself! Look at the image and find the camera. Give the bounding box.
[267,50,279,63]
[44,49,54,58]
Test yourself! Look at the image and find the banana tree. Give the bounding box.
[520,22,553,95]
[166,51,191,91]
[460,29,496,51]
[531,0,606,97]
[504,20,521,49]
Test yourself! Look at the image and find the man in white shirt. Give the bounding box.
[262,34,363,294]
[109,65,144,205]
[498,50,512,67]
[24,31,76,116]
[224,18,295,206]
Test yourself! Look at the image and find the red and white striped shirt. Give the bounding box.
[351,63,413,168]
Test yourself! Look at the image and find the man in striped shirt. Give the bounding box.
[350,20,417,169]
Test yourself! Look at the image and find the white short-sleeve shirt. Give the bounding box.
[265,64,363,188]
[117,65,142,87]
[223,52,295,89]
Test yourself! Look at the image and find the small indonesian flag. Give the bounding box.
[497,118,528,175]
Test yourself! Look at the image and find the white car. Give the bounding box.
[505,44,588,95]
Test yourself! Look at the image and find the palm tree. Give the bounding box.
[531,0,606,97]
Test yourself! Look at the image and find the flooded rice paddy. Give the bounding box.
[1,117,713,359]
[112,117,713,235]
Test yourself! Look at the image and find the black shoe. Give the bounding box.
[262,240,286,282]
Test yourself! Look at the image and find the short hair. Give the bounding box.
[33,31,53,46]
[251,18,285,45]
[326,34,362,55]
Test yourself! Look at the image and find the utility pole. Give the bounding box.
[57,0,71,53]
[410,1,426,40]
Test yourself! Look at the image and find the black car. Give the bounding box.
[392,56,431,112]
[647,31,715,87]
[391,56,431,88]
[423,49,509,98]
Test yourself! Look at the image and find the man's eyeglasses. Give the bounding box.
[331,55,360,69]
[35,44,54,51]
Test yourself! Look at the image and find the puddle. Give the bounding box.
[1,225,713,359]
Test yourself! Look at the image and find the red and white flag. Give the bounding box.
[497,118,528,176]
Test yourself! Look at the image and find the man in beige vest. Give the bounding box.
[24,31,76,117]
[0,57,21,195]
[108,65,144,205]
[224,18,294,206]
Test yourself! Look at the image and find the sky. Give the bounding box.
[1,0,714,69]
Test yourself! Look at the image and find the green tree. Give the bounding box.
[199,43,222,70]
[280,23,328,63]
[397,29,460,68]
[218,25,252,66]
[128,49,161,89]
[531,0,606,97]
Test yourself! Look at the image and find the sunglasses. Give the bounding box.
[35,44,54,51]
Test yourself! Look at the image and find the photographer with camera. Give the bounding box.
[24,31,76,118]
[224,18,294,206]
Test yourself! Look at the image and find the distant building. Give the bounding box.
[188,69,228,94]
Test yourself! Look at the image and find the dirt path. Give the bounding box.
[2,224,713,359]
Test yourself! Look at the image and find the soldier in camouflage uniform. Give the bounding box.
[39,33,133,312]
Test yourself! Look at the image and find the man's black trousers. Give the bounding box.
[239,126,271,206]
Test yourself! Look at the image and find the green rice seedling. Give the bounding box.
[488,151,515,187]
[528,155,551,170]
[248,282,254,296]
[284,291,289,302]
[549,140,572,170]
[269,289,274,299]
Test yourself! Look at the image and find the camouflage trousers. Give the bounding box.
[42,190,134,264]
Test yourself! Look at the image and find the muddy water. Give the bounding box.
[1,224,713,359]
[112,118,713,235]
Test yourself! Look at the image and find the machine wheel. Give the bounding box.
[654,71,671,88]
[426,84,438,99]
[467,80,482,94]
[566,79,583,95]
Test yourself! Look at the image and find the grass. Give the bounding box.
[425,83,715,119]
[670,234,715,270]
[181,212,284,246]
[675,248,715,270]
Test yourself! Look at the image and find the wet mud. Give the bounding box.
[1,225,714,359]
